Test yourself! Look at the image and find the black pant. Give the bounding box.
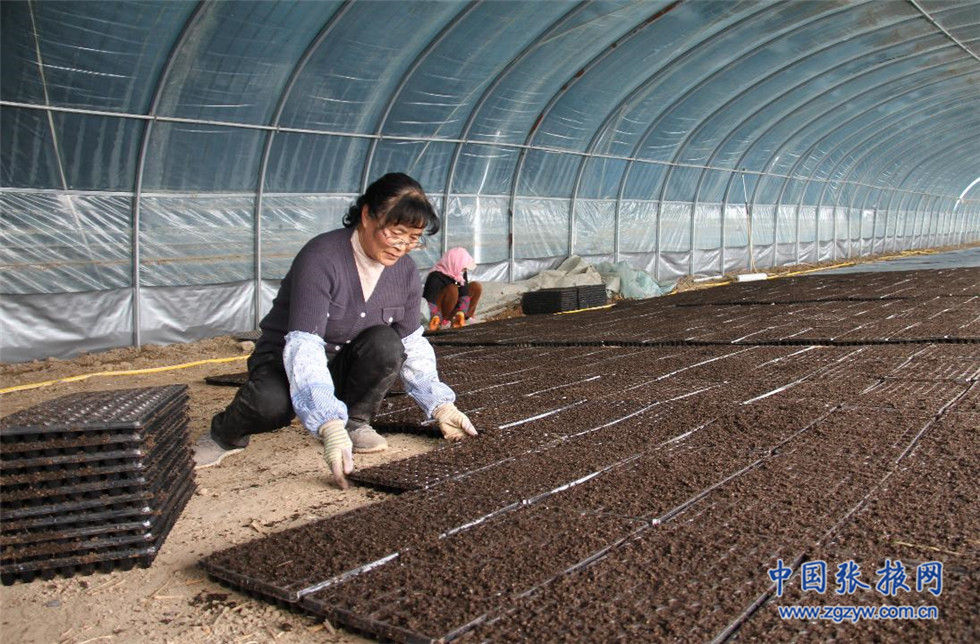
[210,325,406,449]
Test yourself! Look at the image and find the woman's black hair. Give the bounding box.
[343,172,441,236]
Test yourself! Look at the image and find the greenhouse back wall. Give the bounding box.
[2,0,979,363]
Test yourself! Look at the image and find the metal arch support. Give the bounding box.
[616,1,850,279]
[920,192,940,247]
[924,194,942,247]
[724,44,966,212]
[130,1,207,349]
[791,86,973,216]
[251,1,353,329]
[793,76,978,245]
[925,158,980,222]
[855,182,884,256]
[725,24,931,263]
[905,152,980,205]
[726,62,954,262]
[567,1,757,263]
[839,108,980,215]
[869,129,980,250]
[918,194,939,248]
[908,0,980,64]
[904,167,956,247]
[807,87,972,253]
[967,199,980,243]
[506,1,679,283]
[717,53,962,269]
[875,135,980,249]
[880,177,910,250]
[967,200,980,244]
[739,53,970,265]
[656,3,875,273]
[24,0,109,290]
[812,97,980,251]
[923,194,942,247]
[674,15,933,267]
[624,2,853,276]
[784,70,978,198]
[845,104,980,198]
[846,182,866,258]
[898,134,980,241]
[909,192,930,248]
[440,2,591,258]
[755,29,938,262]
[360,1,481,195]
[763,31,934,255]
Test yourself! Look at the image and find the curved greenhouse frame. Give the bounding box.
[2,0,979,362]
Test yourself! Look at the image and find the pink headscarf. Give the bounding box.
[432,247,476,284]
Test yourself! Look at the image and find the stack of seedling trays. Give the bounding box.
[575,283,609,309]
[521,284,608,315]
[0,385,195,585]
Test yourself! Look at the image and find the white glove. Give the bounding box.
[318,419,354,489]
[432,403,478,442]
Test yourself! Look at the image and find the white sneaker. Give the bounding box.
[348,426,388,453]
[192,435,244,469]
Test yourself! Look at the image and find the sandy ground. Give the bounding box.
[1,337,441,644]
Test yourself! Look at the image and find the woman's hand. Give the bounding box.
[318,419,354,489]
[432,403,478,441]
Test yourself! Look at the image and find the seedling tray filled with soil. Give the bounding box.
[1,426,190,515]
[201,483,581,605]
[457,405,945,641]
[300,505,640,643]
[199,267,978,642]
[730,404,980,643]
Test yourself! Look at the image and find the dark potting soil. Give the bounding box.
[301,504,639,639]
[730,402,980,643]
[202,267,978,642]
[457,403,953,642]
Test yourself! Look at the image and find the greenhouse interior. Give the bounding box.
[2,3,980,643]
[2,0,979,363]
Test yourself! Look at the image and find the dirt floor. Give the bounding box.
[1,336,426,644]
[1,247,977,643]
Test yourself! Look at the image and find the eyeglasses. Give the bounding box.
[379,226,426,250]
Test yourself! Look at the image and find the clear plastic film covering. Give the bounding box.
[573,200,616,257]
[2,0,979,362]
[1,192,132,293]
[139,195,254,286]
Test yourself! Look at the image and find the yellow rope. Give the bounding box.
[776,261,856,278]
[0,355,248,395]
[555,303,616,315]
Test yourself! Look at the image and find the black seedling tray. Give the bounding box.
[1,442,193,521]
[0,414,189,478]
[0,386,188,437]
[1,437,191,519]
[0,414,188,473]
[522,287,579,315]
[0,474,193,584]
[204,372,249,387]
[0,417,189,493]
[1,498,170,533]
[576,284,608,309]
[1,471,193,566]
[301,601,443,644]
[0,404,187,457]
